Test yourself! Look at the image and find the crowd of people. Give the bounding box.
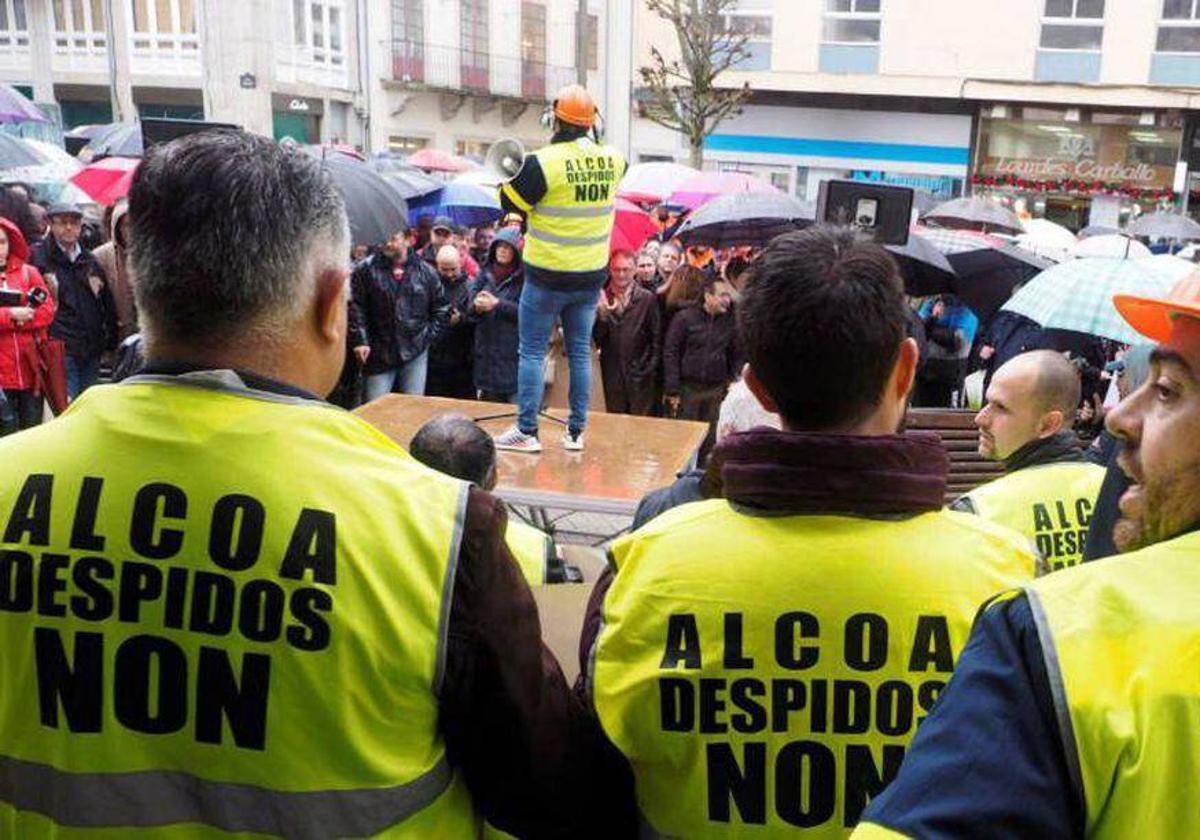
[2,129,1199,838]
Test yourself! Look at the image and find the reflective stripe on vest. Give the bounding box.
[0,376,479,838]
[959,461,1104,571]
[1024,530,1200,838]
[0,753,452,835]
[521,138,626,274]
[506,519,551,586]
[590,500,1036,837]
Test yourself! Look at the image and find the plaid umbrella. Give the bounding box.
[916,225,1052,319]
[674,192,814,248]
[1001,257,1196,345]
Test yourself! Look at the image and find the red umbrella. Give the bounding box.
[71,156,139,206]
[667,171,779,210]
[610,198,657,253]
[407,148,475,173]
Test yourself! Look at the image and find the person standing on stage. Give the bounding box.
[493,84,627,454]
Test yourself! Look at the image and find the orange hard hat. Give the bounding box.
[553,85,597,128]
[1115,269,1200,342]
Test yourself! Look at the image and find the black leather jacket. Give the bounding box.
[350,250,449,372]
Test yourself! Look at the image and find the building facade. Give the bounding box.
[0,0,617,164]
[631,0,1200,229]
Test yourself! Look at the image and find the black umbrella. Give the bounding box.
[917,226,1052,320]
[318,154,409,247]
[376,164,442,201]
[675,192,814,248]
[885,232,956,296]
[0,134,42,170]
[80,123,143,161]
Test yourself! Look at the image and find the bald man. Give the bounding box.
[426,245,476,398]
[952,350,1105,570]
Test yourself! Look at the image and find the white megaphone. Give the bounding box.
[485,139,526,184]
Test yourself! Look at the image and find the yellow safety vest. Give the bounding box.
[506,519,551,586]
[504,137,627,274]
[0,375,479,838]
[957,462,1104,571]
[1025,530,1200,838]
[590,499,1037,838]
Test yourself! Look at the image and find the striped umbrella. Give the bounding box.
[1001,257,1196,345]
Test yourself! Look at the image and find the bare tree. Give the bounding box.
[638,0,753,169]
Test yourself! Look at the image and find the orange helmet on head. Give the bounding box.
[552,84,598,128]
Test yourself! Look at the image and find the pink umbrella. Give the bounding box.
[70,156,140,206]
[667,171,779,210]
[407,148,476,173]
[610,198,658,254]
[618,161,699,205]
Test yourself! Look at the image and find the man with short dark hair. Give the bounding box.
[419,216,455,265]
[0,131,603,837]
[594,249,661,416]
[410,413,563,585]
[30,202,115,397]
[953,349,1104,571]
[351,222,449,400]
[854,272,1200,839]
[579,226,1037,838]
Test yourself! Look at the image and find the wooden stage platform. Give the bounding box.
[356,395,710,518]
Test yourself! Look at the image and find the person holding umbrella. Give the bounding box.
[350,222,449,400]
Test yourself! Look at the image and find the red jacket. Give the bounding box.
[0,217,56,391]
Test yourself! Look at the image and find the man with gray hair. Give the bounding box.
[0,131,604,837]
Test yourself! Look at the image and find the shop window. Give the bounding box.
[389,135,428,154]
[460,0,488,89]
[455,138,492,162]
[1039,0,1105,50]
[392,0,424,81]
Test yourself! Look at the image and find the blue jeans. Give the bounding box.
[517,281,599,436]
[65,354,101,400]
[363,350,429,401]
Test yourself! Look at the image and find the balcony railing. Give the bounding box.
[391,41,576,103]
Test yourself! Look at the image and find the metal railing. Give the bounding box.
[391,40,576,102]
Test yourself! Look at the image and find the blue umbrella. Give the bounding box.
[408,182,501,227]
[80,123,143,161]
[1001,257,1195,345]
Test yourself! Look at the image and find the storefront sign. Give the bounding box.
[288,98,310,112]
[990,157,1159,185]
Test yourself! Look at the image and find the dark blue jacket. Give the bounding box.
[470,232,524,395]
[30,235,115,360]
